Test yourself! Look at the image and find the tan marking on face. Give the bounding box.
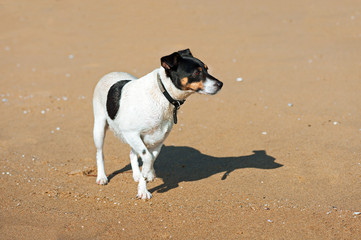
[204,64,208,70]
[198,67,203,72]
[186,81,204,91]
[181,77,188,89]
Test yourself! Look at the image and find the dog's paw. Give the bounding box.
[137,189,152,200]
[96,176,108,185]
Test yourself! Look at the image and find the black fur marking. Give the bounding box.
[160,49,220,91]
[106,80,131,120]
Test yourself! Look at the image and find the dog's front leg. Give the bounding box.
[130,149,141,182]
[123,133,153,199]
[138,150,154,199]
[146,144,163,181]
[137,176,152,199]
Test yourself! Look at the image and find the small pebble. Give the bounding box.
[262,132,267,135]
[236,77,243,82]
[68,54,74,59]
[288,103,293,107]
[56,127,60,131]
[267,219,273,223]
[41,110,45,114]
[333,121,339,125]
[2,98,8,102]
[353,212,361,215]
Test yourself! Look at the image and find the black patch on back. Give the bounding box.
[106,80,131,120]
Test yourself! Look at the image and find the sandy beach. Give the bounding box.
[1,0,360,239]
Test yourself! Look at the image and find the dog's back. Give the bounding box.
[93,72,137,118]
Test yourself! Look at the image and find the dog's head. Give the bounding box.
[161,49,223,95]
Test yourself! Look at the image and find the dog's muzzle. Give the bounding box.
[200,76,223,95]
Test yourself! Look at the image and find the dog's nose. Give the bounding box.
[216,81,223,89]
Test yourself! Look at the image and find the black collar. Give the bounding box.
[157,73,185,124]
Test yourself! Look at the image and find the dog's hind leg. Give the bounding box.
[93,114,108,185]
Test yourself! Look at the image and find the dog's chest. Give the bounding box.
[141,110,173,147]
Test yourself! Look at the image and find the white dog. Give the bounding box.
[93,49,223,199]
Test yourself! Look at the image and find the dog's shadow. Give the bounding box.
[108,145,282,193]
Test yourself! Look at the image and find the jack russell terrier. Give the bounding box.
[92,49,223,199]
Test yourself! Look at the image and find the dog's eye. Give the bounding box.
[193,70,201,76]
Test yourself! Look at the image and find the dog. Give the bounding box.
[92,49,223,199]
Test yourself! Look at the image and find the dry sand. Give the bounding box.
[1,0,360,239]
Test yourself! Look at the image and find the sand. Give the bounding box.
[0,0,360,239]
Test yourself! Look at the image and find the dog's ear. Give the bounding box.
[178,48,193,57]
[161,52,181,70]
